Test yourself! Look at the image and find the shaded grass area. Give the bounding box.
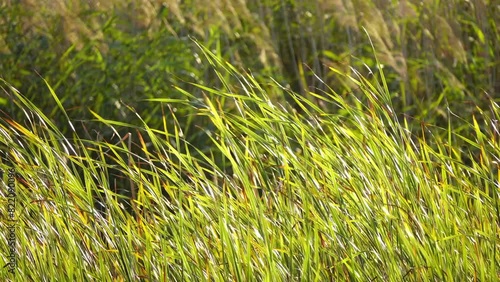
[1,51,499,279]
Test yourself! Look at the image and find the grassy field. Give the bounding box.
[0,0,499,281]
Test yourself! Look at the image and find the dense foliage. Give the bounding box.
[0,0,499,280]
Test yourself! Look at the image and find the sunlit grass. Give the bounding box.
[1,46,499,280]
[1,0,498,280]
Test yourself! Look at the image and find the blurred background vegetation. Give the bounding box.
[0,0,499,155]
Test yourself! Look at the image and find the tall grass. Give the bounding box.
[1,46,499,280]
[0,1,498,280]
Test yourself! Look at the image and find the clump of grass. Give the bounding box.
[0,47,499,281]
